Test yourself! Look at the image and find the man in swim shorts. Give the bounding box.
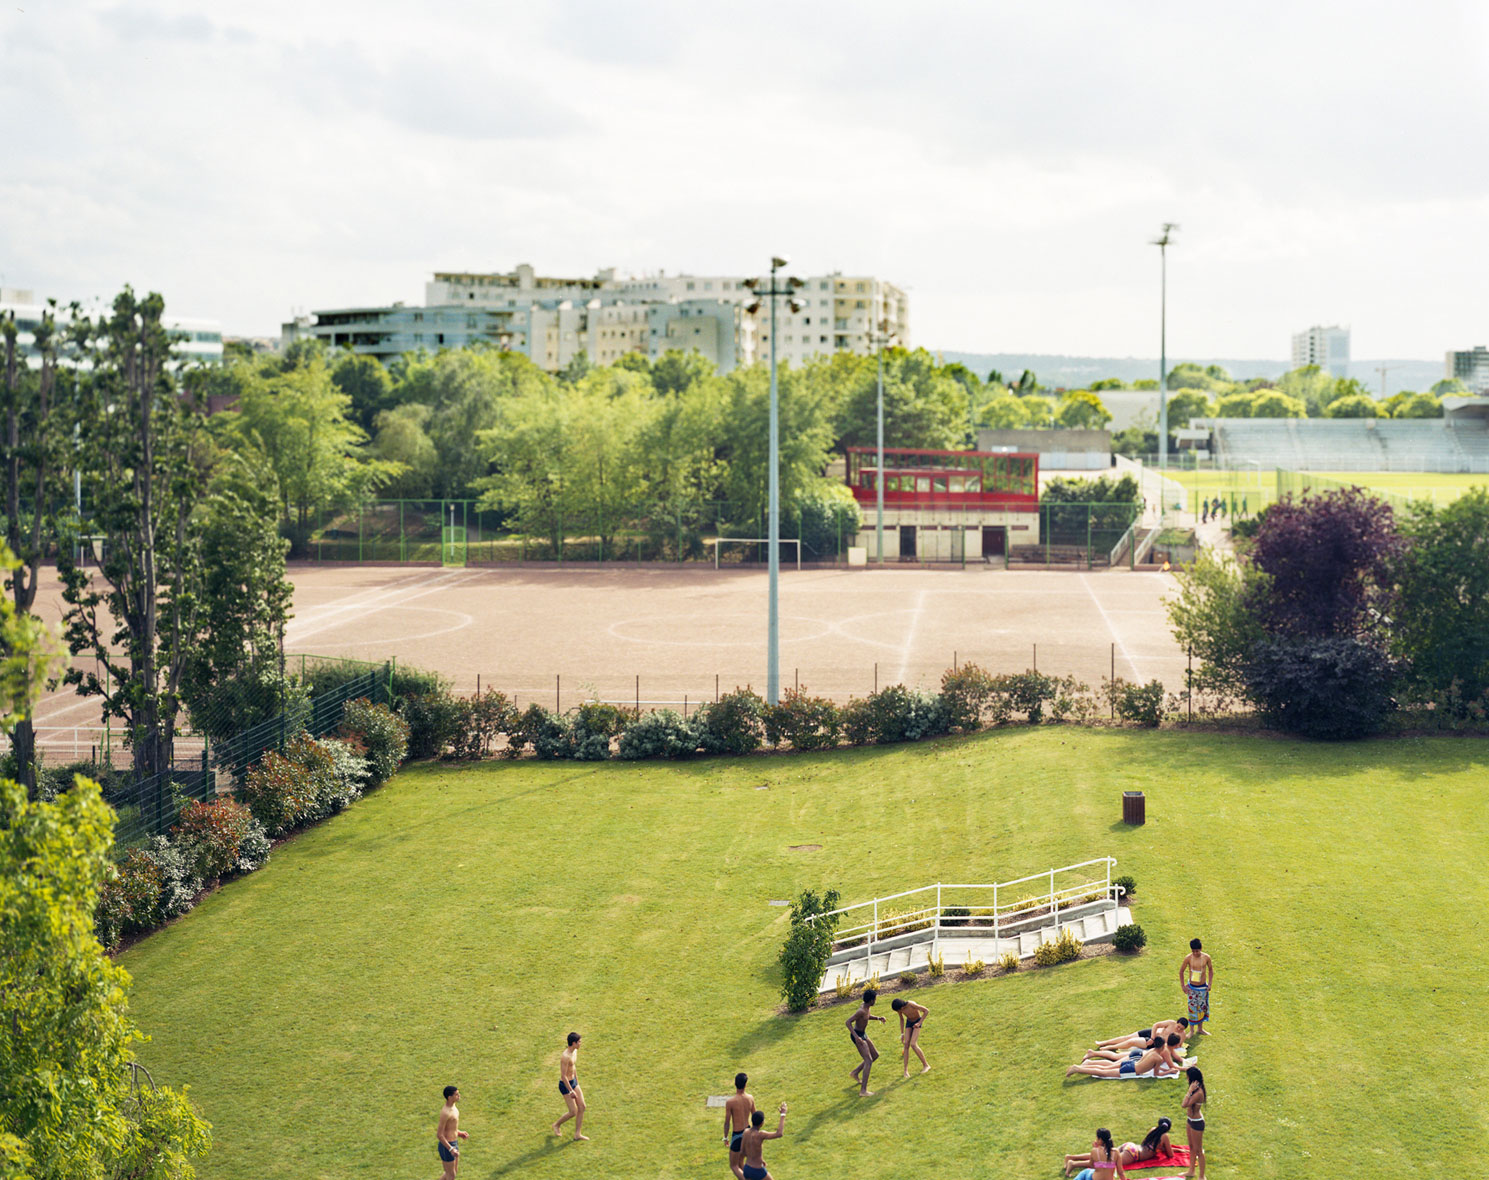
[552,1032,589,1141]
[740,1102,787,1180]
[890,997,930,1078]
[846,988,886,1096]
[1065,1036,1187,1079]
[723,1073,756,1179]
[1180,938,1213,1036]
[1094,1017,1189,1051]
[436,1085,468,1179]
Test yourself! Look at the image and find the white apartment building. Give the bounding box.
[1291,324,1350,378]
[1446,346,1489,395]
[420,263,910,373]
[1,287,223,368]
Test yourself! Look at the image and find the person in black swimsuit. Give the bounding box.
[890,998,930,1077]
[740,1103,786,1180]
[845,988,886,1096]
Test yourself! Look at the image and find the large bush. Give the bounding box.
[508,703,570,759]
[135,836,202,924]
[940,663,996,732]
[340,698,410,783]
[692,688,765,755]
[992,670,1058,723]
[235,750,315,837]
[839,685,949,746]
[449,690,519,760]
[616,710,697,760]
[763,688,840,751]
[567,701,629,761]
[387,666,457,759]
[170,797,262,882]
[318,737,371,813]
[283,731,340,823]
[778,888,841,1012]
[1108,678,1167,727]
[1245,637,1398,739]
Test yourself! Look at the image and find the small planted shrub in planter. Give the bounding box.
[1032,928,1083,967]
[1112,923,1147,953]
[1113,874,1137,899]
[998,950,1020,974]
[942,906,971,928]
[962,955,985,977]
[898,971,918,988]
[927,951,945,978]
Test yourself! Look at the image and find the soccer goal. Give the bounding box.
[711,538,801,570]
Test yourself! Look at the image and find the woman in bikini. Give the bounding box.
[1181,1066,1206,1179]
[1118,1117,1173,1167]
[1063,1127,1126,1179]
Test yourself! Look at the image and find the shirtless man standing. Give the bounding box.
[740,1103,787,1180]
[435,1085,468,1179]
[846,988,886,1096]
[1180,939,1214,1036]
[552,1032,589,1141]
[890,998,930,1078]
[723,1073,756,1179]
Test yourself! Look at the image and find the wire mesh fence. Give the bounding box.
[95,658,393,854]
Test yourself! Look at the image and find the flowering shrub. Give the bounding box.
[340,698,410,783]
[236,750,316,836]
[616,710,697,760]
[319,737,370,813]
[171,797,260,882]
[693,689,765,755]
[763,689,840,751]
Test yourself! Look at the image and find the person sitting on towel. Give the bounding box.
[1095,1018,1189,1051]
[1066,1036,1186,1079]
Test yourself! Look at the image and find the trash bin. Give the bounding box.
[1122,790,1145,825]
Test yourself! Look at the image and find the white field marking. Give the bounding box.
[824,609,1014,653]
[894,590,929,685]
[298,607,475,648]
[1080,573,1141,680]
[32,694,111,723]
[285,570,484,645]
[287,568,461,634]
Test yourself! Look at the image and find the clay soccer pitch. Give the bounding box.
[279,563,1189,707]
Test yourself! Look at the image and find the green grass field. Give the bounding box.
[1164,468,1487,515]
[118,731,1489,1179]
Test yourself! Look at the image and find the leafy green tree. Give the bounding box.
[1166,388,1215,427]
[1166,550,1271,697]
[332,353,397,432]
[978,395,1036,430]
[1324,393,1382,418]
[1131,378,1159,391]
[649,349,713,396]
[372,404,439,497]
[1392,489,1489,706]
[57,289,210,782]
[179,453,297,745]
[221,355,399,551]
[1012,369,1041,396]
[1020,396,1055,428]
[1166,362,1230,393]
[1249,390,1307,419]
[612,352,652,376]
[1431,377,1468,396]
[1276,365,1336,416]
[829,348,969,453]
[1,304,71,792]
[632,377,726,552]
[1384,391,1443,419]
[1215,390,1258,418]
[1055,389,1112,429]
[1090,377,1126,391]
[558,350,592,386]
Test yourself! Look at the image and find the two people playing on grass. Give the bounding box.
[846,989,930,1096]
[722,1074,788,1180]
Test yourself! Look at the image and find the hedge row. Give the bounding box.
[96,699,409,950]
[387,664,1173,764]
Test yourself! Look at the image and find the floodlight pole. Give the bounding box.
[1153,222,1178,474]
[868,318,895,564]
[768,259,781,705]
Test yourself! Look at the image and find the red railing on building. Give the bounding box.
[844,447,1040,509]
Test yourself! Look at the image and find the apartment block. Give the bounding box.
[1446,345,1489,395]
[1290,324,1350,378]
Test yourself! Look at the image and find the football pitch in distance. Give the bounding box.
[1165,468,1488,513]
[118,729,1488,1179]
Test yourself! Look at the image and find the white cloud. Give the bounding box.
[2,0,1486,359]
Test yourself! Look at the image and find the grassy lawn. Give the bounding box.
[119,730,1489,1179]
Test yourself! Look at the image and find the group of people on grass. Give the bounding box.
[430,940,1211,1180]
[1062,938,1211,1180]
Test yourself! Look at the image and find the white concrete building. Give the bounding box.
[1291,324,1350,377]
[1,288,223,368]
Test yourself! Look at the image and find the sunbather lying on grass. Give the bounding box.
[1095,1018,1189,1051]
[1065,1040,1189,1079]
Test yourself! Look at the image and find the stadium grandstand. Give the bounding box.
[1198,400,1489,473]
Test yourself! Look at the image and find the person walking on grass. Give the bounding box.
[846,988,886,1096]
[723,1073,756,1179]
[740,1103,787,1180]
[1181,1066,1207,1179]
[436,1085,468,1179]
[890,997,930,1077]
[552,1032,588,1141]
[1180,939,1213,1036]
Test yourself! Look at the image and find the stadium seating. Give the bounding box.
[1208,417,1489,473]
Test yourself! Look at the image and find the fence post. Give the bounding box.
[1033,644,1037,673]
[993,882,999,948]
[1111,644,1116,716]
[1086,505,1092,569]
[556,674,561,715]
[869,898,877,976]
[1050,868,1058,937]
[933,883,942,966]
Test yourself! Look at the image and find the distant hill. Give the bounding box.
[934,352,1446,397]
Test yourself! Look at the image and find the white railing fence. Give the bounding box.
[809,857,1122,974]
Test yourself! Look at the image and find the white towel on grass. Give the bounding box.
[1093,1058,1196,1080]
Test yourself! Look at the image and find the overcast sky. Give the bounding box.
[3,1,1486,359]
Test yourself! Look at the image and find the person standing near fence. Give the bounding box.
[1180,939,1213,1036]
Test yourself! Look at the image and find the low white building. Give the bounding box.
[1,288,223,368]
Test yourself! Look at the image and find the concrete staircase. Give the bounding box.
[821,902,1132,991]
